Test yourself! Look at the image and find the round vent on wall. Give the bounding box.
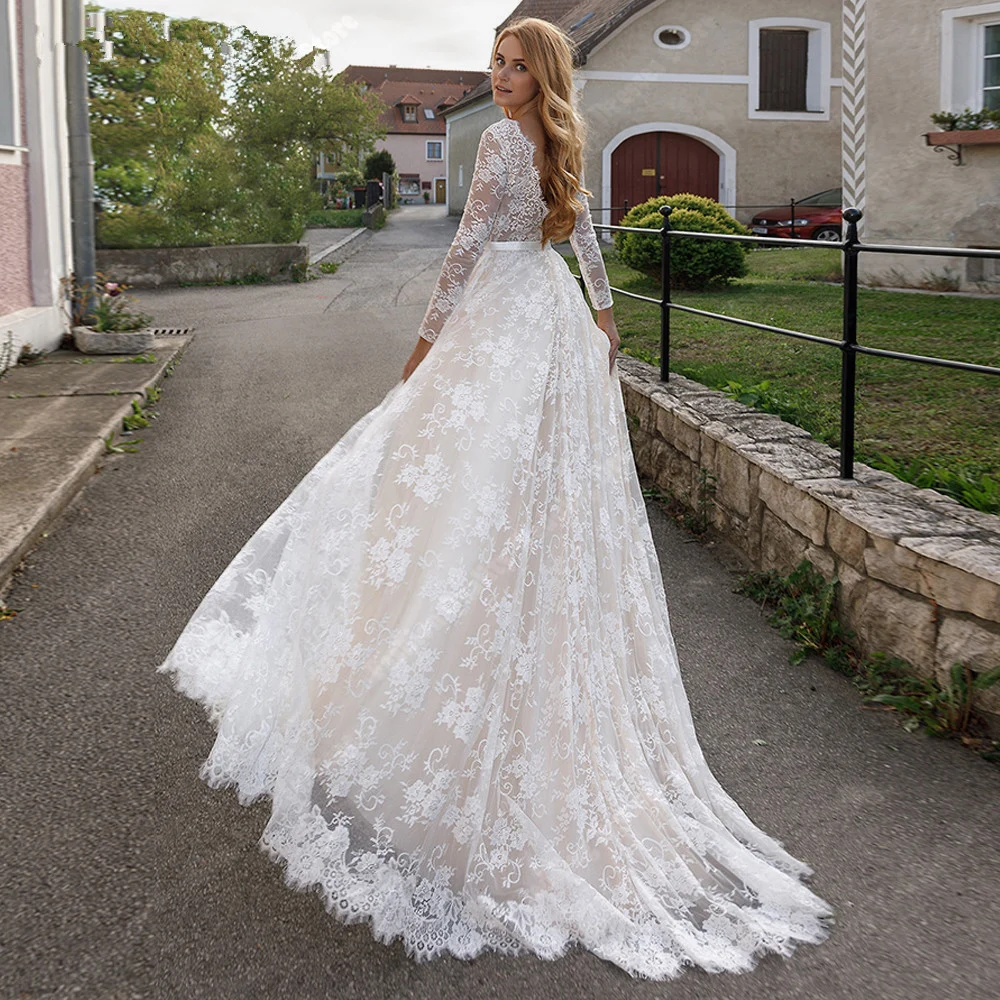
[654,26,690,50]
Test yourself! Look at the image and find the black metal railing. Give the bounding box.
[577,206,1000,480]
[591,199,829,239]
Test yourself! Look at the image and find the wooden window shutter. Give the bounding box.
[759,29,809,112]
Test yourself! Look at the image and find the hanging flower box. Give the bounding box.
[925,128,1000,147]
[924,128,1000,165]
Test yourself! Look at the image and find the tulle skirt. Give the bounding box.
[159,239,833,978]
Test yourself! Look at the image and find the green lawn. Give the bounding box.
[569,246,1000,507]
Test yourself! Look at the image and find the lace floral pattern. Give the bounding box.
[159,120,833,979]
[418,118,613,344]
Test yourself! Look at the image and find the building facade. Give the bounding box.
[843,0,1000,289]
[332,66,487,204]
[444,0,843,232]
[1,0,74,370]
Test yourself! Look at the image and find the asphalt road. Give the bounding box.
[2,206,999,1000]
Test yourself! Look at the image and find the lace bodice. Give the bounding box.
[418,118,614,343]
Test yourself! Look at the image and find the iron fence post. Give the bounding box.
[790,198,797,240]
[659,205,673,383]
[839,208,863,480]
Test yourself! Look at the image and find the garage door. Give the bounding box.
[610,131,720,225]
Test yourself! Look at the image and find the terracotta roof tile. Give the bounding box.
[340,65,489,134]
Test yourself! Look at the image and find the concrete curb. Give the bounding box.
[309,227,371,265]
[0,337,192,593]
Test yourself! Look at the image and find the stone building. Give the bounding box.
[443,0,844,231]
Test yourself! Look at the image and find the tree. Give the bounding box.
[364,150,395,181]
[84,8,227,208]
[84,8,386,247]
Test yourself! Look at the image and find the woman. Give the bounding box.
[159,17,834,979]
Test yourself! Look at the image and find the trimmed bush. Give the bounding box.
[614,193,751,289]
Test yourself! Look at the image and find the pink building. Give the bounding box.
[330,66,487,205]
[1,0,74,370]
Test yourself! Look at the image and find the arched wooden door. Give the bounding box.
[610,132,720,225]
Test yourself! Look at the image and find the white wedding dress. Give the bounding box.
[159,117,833,978]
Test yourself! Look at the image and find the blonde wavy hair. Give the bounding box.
[492,17,589,246]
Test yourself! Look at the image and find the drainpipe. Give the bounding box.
[63,0,95,322]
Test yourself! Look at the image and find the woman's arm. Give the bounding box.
[569,191,613,312]
[402,127,508,380]
[570,192,619,373]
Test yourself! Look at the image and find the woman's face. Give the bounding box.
[491,37,540,113]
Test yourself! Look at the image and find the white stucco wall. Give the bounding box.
[1,0,72,369]
[858,0,1000,289]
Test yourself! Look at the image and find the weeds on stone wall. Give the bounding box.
[641,469,717,539]
[738,560,1000,763]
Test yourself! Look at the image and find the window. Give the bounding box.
[653,25,690,50]
[402,104,417,123]
[796,187,843,207]
[423,108,435,119]
[748,18,831,121]
[758,29,809,111]
[426,141,443,160]
[0,0,17,148]
[986,23,1000,109]
[399,175,420,196]
[942,4,1000,112]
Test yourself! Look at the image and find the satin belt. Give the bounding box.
[486,240,545,252]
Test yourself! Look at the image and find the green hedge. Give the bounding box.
[614,194,750,289]
[306,209,366,228]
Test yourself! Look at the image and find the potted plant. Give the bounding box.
[925,108,1000,158]
[422,190,430,203]
[71,274,154,354]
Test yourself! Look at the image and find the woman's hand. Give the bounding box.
[403,337,433,382]
[596,308,620,374]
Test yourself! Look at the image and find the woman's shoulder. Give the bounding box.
[482,118,517,143]
[475,120,518,168]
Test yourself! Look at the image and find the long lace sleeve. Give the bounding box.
[568,192,613,311]
[418,126,508,343]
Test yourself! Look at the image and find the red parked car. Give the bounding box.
[750,188,843,242]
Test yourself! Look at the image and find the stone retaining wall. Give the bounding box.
[96,243,308,288]
[617,356,1000,733]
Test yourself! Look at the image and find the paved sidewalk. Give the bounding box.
[0,336,191,590]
